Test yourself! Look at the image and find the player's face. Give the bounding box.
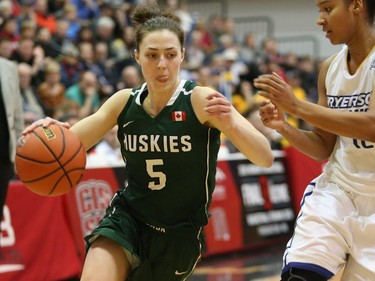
[316,0,356,45]
[134,29,184,94]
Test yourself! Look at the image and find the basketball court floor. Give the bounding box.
[190,242,344,281]
[190,243,285,281]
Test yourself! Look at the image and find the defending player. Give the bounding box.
[254,0,375,280]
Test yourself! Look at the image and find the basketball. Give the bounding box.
[15,124,87,197]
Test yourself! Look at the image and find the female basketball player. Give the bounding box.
[253,0,375,280]
[23,4,273,281]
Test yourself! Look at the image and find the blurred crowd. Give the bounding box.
[0,0,321,162]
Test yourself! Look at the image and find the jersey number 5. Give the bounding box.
[146,159,166,190]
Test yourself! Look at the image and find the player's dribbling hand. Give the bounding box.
[22,117,71,135]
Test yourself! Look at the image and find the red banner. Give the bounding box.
[0,182,81,281]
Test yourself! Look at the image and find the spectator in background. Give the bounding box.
[71,0,100,22]
[239,32,261,65]
[37,59,66,117]
[10,37,45,80]
[19,19,37,40]
[115,64,142,92]
[94,16,116,58]
[34,0,56,34]
[58,112,80,127]
[111,25,137,78]
[75,23,95,45]
[51,17,71,48]
[298,55,319,102]
[17,62,45,123]
[0,0,14,22]
[62,3,81,41]
[87,125,123,167]
[35,26,61,58]
[94,41,115,95]
[185,29,206,70]
[59,43,83,88]
[78,41,113,98]
[65,70,100,118]
[0,18,19,43]
[0,38,14,59]
[0,57,24,250]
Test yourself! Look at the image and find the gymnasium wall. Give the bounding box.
[187,0,342,59]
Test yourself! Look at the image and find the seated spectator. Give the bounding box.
[115,64,142,91]
[0,17,19,43]
[62,3,81,41]
[19,19,37,40]
[35,27,61,58]
[0,37,14,59]
[18,62,45,122]
[37,59,66,117]
[65,70,100,118]
[78,41,113,98]
[71,0,100,22]
[87,125,122,167]
[10,37,45,80]
[34,0,56,34]
[59,43,83,88]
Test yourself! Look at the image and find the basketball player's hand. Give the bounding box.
[204,91,234,130]
[254,72,299,114]
[205,92,231,115]
[259,100,286,130]
[22,117,70,135]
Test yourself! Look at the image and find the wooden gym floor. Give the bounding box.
[190,243,284,281]
[190,242,343,281]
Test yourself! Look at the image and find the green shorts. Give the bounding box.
[85,191,204,281]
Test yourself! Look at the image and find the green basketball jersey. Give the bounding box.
[117,80,221,229]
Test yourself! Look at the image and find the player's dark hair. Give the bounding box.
[131,5,184,52]
[364,0,375,25]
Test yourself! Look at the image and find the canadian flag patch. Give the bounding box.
[172,111,186,122]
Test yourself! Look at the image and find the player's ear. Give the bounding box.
[133,49,140,64]
[181,48,185,62]
[352,0,363,13]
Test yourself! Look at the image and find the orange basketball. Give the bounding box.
[15,124,86,196]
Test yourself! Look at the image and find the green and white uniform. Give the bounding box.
[85,80,221,281]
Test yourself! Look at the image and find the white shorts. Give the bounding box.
[283,174,375,281]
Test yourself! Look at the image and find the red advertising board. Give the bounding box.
[0,182,81,281]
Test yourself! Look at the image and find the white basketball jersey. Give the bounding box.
[323,45,375,196]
